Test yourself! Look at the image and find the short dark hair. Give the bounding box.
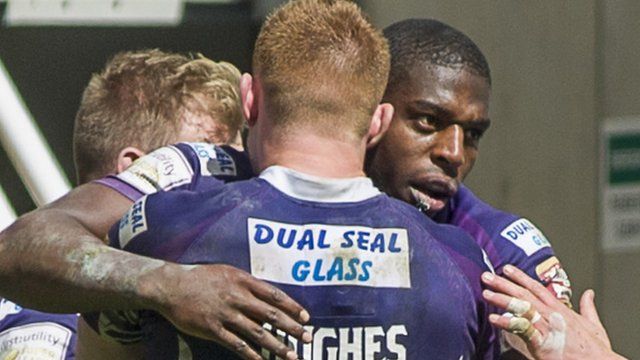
[383,18,491,93]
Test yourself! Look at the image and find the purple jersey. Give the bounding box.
[433,185,572,303]
[95,143,252,201]
[0,298,77,359]
[96,167,497,359]
[97,142,571,303]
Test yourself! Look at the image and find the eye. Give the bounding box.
[413,114,437,132]
[464,128,484,147]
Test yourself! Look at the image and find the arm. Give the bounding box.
[0,182,139,311]
[0,183,311,360]
[482,265,627,360]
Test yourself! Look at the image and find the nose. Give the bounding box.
[430,124,465,177]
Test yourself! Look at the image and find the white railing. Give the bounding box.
[0,0,240,226]
[0,184,16,231]
[0,59,71,210]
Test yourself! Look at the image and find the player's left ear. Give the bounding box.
[116,147,145,174]
[240,73,258,127]
[366,103,394,149]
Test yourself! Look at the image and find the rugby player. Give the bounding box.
[1,49,312,360]
[82,21,571,357]
[0,9,569,360]
[368,18,571,303]
[368,19,572,357]
[80,0,497,358]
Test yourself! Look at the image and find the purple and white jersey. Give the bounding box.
[0,298,77,359]
[97,142,571,303]
[96,166,497,359]
[95,143,252,202]
[432,185,572,304]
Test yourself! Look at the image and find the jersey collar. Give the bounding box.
[259,166,381,203]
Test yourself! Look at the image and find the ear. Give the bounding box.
[240,73,257,126]
[366,103,394,149]
[116,147,145,174]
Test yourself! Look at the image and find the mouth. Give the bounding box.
[408,178,457,215]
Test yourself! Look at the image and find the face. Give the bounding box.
[367,65,491,216]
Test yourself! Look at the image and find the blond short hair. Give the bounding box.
[73,49,243,183]
[253,0,390,140]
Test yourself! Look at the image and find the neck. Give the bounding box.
[255,129,367,178]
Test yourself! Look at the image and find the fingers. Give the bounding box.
[226,314,299,360]
[483,290,542,324]
[248,277,310,323]
[482,266,557,311]
[488,313,543,346]
[238,298,312,344]
[481,272,537,306]
[579,289,612,348]
[579,289,602,325]
[166,265,310,359]
[482,289,515,312]
[502,265,558,306]
[215,326,264,360]
[507,297,532,317]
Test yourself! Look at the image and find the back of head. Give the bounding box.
[253,0,389,141]
[383,18,491,95]
[73,49,243,183]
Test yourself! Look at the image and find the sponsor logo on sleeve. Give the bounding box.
[536,256,573,305]
[118,196,148,249]
[187,143,237,177]
[500,218,551,256]
[248,218,411,288]
[0,322,72,360]
[0,299,21,321]
[117,146,193,194]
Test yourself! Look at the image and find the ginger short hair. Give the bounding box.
[253,0,390,140]
[73,49,243,183]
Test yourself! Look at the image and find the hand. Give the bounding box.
[145,263,311,360]
[481,265,626,360]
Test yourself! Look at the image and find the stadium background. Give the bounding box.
[0,0,638,357]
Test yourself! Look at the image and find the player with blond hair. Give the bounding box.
[1,49,314,360]
[74,49,245,183]
[0,49,250,360]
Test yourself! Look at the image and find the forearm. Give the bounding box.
[0,208,176,313]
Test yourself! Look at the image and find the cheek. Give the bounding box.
[460,150,478,180]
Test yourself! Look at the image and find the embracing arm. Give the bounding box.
[0,182,311,360]
[0,182,143,312]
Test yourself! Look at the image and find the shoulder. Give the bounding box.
[449,186,573,303]
[450,185,520,230]
[178,143,252,180]
[97,143,252,201]
[450,185,554,260]
[110,179,264,261]
[388,197,493,277]
[108,190,198,260]
[108,189,209,259]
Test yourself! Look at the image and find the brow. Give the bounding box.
[408,99,491,129]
